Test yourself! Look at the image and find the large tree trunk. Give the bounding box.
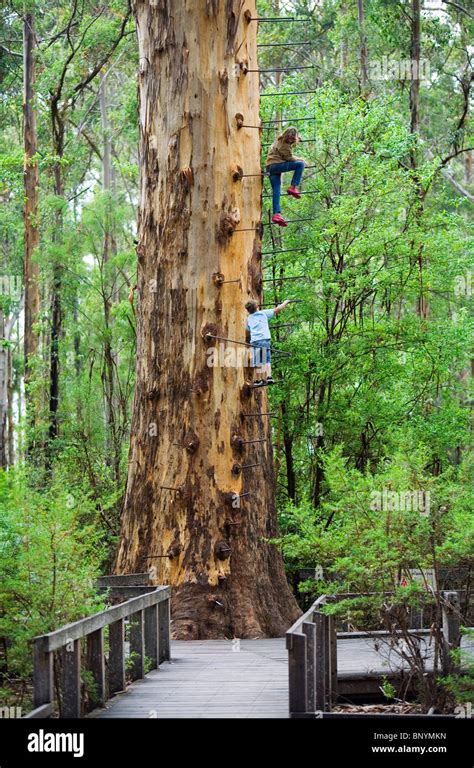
[115,0,300,639]
[23,13,40,407]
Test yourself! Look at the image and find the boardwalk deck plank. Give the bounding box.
[89,635,473,718]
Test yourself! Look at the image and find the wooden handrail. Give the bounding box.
[286,590,464,718]
[26,585,171,719]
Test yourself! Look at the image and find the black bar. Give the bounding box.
[261,90,317,97]
[241,412,277,417]
[247,65,316,73]
[262,190,319,198]
[261,275,306,282]
[262,138,316,145]
[261,117,318,124]
[257,41,312,47]
[265,165,317,171]
[247,17,308,22]
[241,164,317,177]
[205,333,252,347]
[262,247,307,255]
[270,217,314,224]
[261,300,303,306]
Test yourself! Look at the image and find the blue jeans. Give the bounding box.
[266,160,305,214]
[251,339,271,367]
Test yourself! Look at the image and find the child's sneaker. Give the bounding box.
[271,213,288,227]
[266,376,275,385]
[287,186,301,199]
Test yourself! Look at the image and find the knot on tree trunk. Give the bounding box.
[231,164,243,181]
[214,540,231,560]
[212,271,225,286]
[217,206,240,243]
[183,429,200,454]
[201,322,220,344]
[180,166,194,189]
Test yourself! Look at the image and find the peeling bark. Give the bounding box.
[116,0,300,638]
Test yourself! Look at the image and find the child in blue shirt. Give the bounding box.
[245,299,291,386]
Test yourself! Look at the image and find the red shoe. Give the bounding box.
[287,186,301,199]
[271,213,288,227]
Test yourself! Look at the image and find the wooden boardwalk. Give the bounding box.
[89,639,288,719]
[89,632,474,718]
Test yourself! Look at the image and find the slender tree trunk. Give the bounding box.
[408,0,428,319]
[410,0,421,142]
[340,2,349,73]
[357,0,369,95]
[281,402,295,501]
[7,343,14,465]
[116,0,299,639]
[48,154,63,446]
[99,71,120,480]
[0,312,8,468]
[23,12,40,409]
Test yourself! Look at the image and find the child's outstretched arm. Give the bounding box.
[274,299,291,314]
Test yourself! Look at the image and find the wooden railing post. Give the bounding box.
[61,639,81,718]
[33,639,53,710]
[442,590,461,674]
[287,633,307,715]
[323,615,332,710]
[328,614,338,706]
[129,609,145,680]
[302,621,316,712]
[158,598,170,662]
[109,618,125,694]
[314,612,327,712]
[87,628,105,708]
[144,604,158,669]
